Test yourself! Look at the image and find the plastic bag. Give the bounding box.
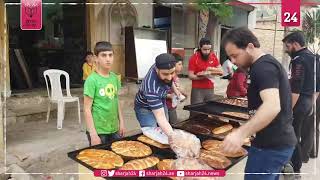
[170,129,201,158]
[141,127,169,144]
[172,94,179,108]
[178,94,186,102]
[170,130,218,180]
[172,94,186,108]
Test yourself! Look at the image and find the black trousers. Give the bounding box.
[310,111,320,157]
[301,111,315,161]
[302,97,320,158]
[291,95,313,172]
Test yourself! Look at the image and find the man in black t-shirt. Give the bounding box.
[222,27,297,180]
[282,32,319,173]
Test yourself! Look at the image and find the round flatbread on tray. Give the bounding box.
[76,149,124,169]
[202,140,248,158]
[119,156,159,170]
[111,140,152,158]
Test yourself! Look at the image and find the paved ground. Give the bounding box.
[3,78,320,180]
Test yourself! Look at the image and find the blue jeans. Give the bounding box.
[134,106,169,127]
[245,146,295,180]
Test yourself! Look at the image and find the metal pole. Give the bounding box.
[272,8,278,56]
[313,10,319,175]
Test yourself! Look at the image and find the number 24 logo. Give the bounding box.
[284,12,298,23]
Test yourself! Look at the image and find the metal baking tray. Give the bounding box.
[183,101,249,122]
[68,133,248,179]
[173,117,241,140]
[67,134,175,170]
[214,97,248,108]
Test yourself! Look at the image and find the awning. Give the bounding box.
[155,0,255,12]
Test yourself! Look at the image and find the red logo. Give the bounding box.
[281,0,300,27]
[21,0,42,30]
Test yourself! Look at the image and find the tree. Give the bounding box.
[196,0,233,41]
[302,9,320,54]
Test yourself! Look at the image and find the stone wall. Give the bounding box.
[253,20,290,68]
[87,0,153,77]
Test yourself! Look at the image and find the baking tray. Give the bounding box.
[196,135,249,171]
[67,134,176,171]
[173,117,241,140]
[183,101,249,121]
[173,122,249,170]
[68,133,248,179]
[214,97,248,108]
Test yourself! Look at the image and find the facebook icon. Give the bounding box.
[177,171,185,177]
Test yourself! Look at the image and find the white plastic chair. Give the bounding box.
[43,69,81,129]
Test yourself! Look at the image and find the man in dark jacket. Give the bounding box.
[283,32,319,173]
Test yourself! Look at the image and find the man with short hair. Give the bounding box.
[134,53,178,136]
[283,32,319,173]
[222,27,297,180]
[188,37,223,117]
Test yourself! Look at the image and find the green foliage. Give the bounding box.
[197,0,233,21]
[302,9,320,45]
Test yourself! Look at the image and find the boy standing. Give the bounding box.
[83,41,125,146]
[166,53,186,125]
[82,51,95,81]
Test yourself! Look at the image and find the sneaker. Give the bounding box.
[282,163,295,180]
[282,163,294,173]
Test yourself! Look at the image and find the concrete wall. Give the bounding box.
[88,0,153,77]
[0,0,7,157]
[248,8,257,29]
[213,7,252,62]
[0,0,10,97]
[252,20,290,67]
[223,7,249,28]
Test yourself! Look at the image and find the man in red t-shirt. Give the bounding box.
[188,37,223,116]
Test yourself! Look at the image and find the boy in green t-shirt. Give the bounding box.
[83,41,125,146]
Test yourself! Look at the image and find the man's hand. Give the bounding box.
[196,71,208,77]
[222,129,245,154]
[167,93,174,99]
[90,133,101,146]
[119,122,125,137]
[189,71,206,80]
[207,67,223,76]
